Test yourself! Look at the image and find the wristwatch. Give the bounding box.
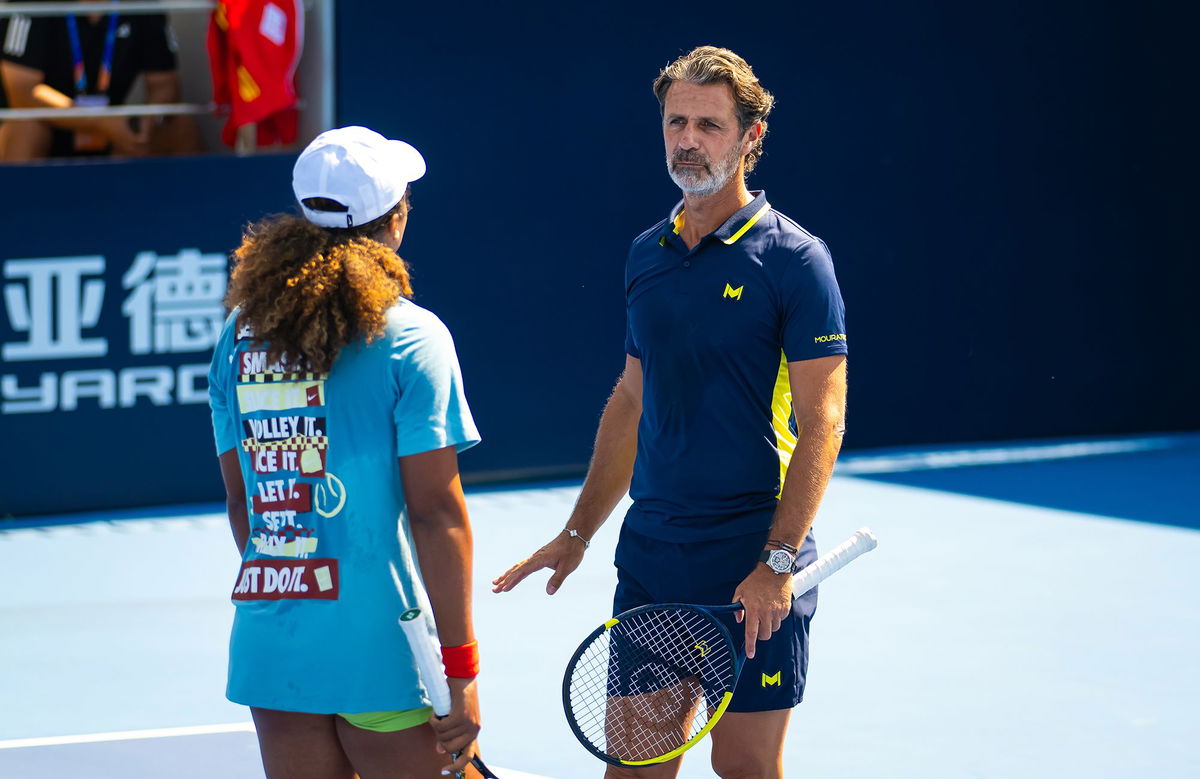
[758,547,798,574]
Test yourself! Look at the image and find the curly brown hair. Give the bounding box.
[653,46,775,173]
[225,198,413,373]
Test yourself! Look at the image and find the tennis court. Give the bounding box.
[2,433,1197,778]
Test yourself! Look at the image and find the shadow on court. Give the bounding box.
[845,434,1200,530]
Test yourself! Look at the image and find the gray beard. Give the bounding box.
[667,145,743,196]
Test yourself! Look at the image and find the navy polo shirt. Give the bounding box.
[623,191,847,542]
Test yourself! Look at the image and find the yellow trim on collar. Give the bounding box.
[722,202,770,245]
[673,211,685,235]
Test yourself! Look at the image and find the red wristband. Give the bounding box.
[441,640,480,678]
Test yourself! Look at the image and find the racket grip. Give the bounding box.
[399,608,453,717]
[792,527,877,596]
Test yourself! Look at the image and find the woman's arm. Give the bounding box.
[400,445,481,775]
[218,449,249,554]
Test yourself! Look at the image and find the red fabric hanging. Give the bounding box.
[207,0,303,148]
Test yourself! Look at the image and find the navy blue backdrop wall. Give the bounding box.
[2,1,1195,516]
[0,156,296,516]
[334,1,1198,463]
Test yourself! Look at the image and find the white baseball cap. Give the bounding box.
[292,126,427,229]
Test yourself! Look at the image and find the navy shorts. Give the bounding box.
[612,523,818,712]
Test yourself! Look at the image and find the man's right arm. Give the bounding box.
[1,61,150,155]
[491,354,642,595]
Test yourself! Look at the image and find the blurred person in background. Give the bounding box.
[0,0,200,161]
[210,126,486,778]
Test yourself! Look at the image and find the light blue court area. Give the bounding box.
[1,434,1197,778]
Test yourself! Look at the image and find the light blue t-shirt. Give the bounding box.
[208,299,480,713]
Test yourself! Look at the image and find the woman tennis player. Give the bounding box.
[208,126,485,778]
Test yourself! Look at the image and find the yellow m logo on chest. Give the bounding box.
[723,283,744,300]
[761,671,781,687]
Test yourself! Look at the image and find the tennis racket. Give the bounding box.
[398,606,499,779]
[562,527,877,766]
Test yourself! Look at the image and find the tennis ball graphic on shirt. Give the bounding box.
[315,473,347,517]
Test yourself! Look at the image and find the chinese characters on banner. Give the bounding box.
[1,250,227,414]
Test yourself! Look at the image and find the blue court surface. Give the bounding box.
[1,433,1197,778]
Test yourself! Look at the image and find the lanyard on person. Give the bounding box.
[65,12,119,95]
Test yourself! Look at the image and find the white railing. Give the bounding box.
[0,2,215,18]
[0,103,213,120]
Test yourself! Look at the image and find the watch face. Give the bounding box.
[767,549,793,573]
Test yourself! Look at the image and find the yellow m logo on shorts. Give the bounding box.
[723,283,744,300]
[761,671,781,687]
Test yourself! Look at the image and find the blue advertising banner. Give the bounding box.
[1,155,295,516]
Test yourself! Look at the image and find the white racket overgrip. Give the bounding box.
[792,527,877,596]
[398,607,453,717]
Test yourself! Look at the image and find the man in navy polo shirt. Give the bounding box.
[494,45,848,778]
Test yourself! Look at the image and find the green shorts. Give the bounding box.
[338,707,432,732]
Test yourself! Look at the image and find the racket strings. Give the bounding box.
[567,607,736,762]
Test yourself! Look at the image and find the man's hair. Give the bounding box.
[652,46,775,173]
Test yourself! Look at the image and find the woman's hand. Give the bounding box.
[430,676,482,774]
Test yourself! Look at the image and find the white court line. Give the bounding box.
[0,722,255,749]
[836,436,1178,475]
[0,723,556,779]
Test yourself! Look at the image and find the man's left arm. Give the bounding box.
[139,15,199,154]
[143,70,201,153]
[733,353,847,658]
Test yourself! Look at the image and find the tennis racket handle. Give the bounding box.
[792,527,877,596]
[398,609,453,717]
